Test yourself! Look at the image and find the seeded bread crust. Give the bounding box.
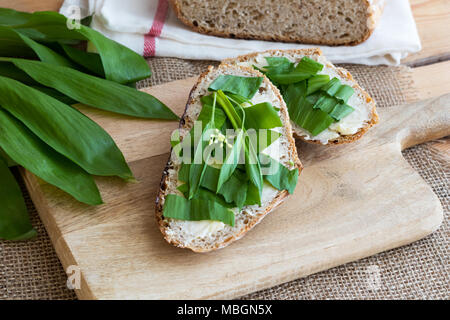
[223,49,379,145]
[170,0,384,46]
[155,64,302,252]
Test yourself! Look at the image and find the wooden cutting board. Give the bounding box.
[22,78,450,300]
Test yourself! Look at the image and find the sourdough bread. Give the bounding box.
[155,64,301,252]
[223,49,379,145]
[170,0,384,46]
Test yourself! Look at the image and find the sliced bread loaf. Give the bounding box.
[156,64,301,252]
[224,49,379,145]
[170,0,384,46]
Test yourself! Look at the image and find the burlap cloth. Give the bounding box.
[0,58,448,300]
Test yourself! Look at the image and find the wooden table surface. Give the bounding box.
[2,0,449,155]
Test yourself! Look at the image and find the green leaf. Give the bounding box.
[216,90,242,129]
[218,170,248,209]
[0,156,37,241]
[77,26,151,83]
[30,85,77,105]
[200,95,227,129]
[0,61,36,84]
[216,91,263,200]
[0,75,133,179]
[303,108,335,136]
[244,181,262,206]
[0,108,102,205]
[179,185,235,209]
[181,163,248,209]
[329,103,355,121]
[260,154,299,194]
[9,10,150,83]
[294,56,324,74]
[307,74,330,95]
[217,128,244,192]
[269,72,312,85]
[284,81,335,136]
[5,58,178,120]
[335,85,354,103]
[188,93,217,199]
[188,121,215,199]
[0,8,32,26]
[313,95,338,113]
[0,147,17,167]
[263,57,294,75]
[0,26,75,67]
[163,194,235,226]
[244,136,263,202]
[242,102,282,130]
[60,44,105,77]
[209,75,263,99]
[321,77,341,96]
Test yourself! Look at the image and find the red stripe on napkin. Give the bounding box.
[143,0,169,57]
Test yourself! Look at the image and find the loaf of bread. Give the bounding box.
[224,49,378,145]
[156,64,301,252]
[170,0,384,46]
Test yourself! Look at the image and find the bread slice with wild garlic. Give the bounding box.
[169,0,384,46]
[223,49,379,145]
[155,64,301,252]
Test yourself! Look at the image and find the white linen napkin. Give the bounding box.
[60,0,421,66]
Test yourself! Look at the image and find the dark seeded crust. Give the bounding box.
[223,49,379,146]
[169,0,383,46]
[155,64,302,252]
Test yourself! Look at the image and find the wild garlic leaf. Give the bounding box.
[260,154,299,194]
[163,194,235,226]
[307,74,330,95]
[269,72,312,85]
[0,26,75,68]
[329,103,355,121]
[0,8,32,26]
[216,90,242,129]
[0,108,102,205]
[8,10,151,83]
[217,170,248,209]
[0,75,133,180]
[6,58,178,120]
[217,128,244,192]
[294,56,324,74]
[181,163,248,209]
[188,121,215,200]
[0,155,36,241]
[209,75,263,100]
[188,93,217,199]
[200,95,227,129]
[263,57,294,75]
[313,95,339,113]
[242,102,282,130]
[244,181,262,206]
[0,61,36,84]
[0,147,17,167]
[178,186,235,209]
[60,43,105,77]
[29,85,77,105]
[244,137,263,202]
[283,81,334,136]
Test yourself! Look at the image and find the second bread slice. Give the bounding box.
[224,49,378,145]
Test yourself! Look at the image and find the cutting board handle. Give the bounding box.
[383,93,450,150]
